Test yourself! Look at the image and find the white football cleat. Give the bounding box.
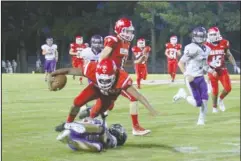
[218,98,226,112]
[132,126,151,136]
[197,118,205,125]
[57,130,71,143]
[212,108,219,113]
[173,88,187,102]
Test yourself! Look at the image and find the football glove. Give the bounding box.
[233,65,240,74]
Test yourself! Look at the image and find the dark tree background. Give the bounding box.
[2,1,240,72]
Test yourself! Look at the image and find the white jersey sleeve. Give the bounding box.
[41,44,47,50]
[180,43,199,63]
[181,43,210,77]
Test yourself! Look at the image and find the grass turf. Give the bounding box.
[2,74,240,161]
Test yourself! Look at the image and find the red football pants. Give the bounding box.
[168,60,178,74]
[135,64,148,80]
[72,57,84,68]
[208,68,232,96]
[73,83,117,118]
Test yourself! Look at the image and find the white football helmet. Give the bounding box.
[207,27,222,43]
[170,36,177,45]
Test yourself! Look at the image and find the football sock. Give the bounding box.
[212,95,218,108]
[137,78,141,88]
[66,114,76,123]
[129,101,140,127]
[220,90,229,100]
[131,114,139,127]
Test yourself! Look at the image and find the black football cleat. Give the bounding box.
[55,122,66,132]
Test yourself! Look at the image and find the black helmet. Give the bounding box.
[108,124,127,146]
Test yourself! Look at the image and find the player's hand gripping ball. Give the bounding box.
[49,75,67,91]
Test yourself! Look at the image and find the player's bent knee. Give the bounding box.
[225,86,232,93]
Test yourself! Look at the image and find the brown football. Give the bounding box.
[51,75,67,91]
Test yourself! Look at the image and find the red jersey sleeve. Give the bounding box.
[223,39,230,49]
[82,61,97,83]
[144,46,151,53]
[131,46,139,53]
[165,43,171,49]
[177,44,182,50]
[115,70,133,90]
[104,36,118,48]
[70,43,75,49]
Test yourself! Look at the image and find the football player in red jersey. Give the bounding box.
[205,27,240,113]
[50,58,158,132]
[69,36,87,84]
[132,38,151,89]
[98,18,152,136]
[165,36,182,82]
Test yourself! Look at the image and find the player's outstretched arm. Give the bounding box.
[226,49,240,73]
[125,86,159,116]
[51,68,83,77]
[99,46,113,62]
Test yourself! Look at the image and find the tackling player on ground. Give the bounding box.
[56,118,127,152]
[205,27,240,113]
[69,36,87,84]
[173,27,211,125]
[132,38,151,89]
[98,18,152,136]
[165,36,182,82]
[41,37,58,82]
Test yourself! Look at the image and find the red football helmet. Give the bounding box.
[96,58,117,90]
[137,38,146,49]
[170,36,177,45]
[76,36,83,44]
[114,18,135,42]
[207,27,222,43]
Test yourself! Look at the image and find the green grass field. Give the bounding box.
[2,74,240,161]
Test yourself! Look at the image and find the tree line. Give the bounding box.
[2,2,240,72]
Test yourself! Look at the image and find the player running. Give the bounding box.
[98,18,151,136]
[173,27,211,125]
[41,37,58,82]
[132,38,151,89]
[49,58,158,132]
[205,27,240,113]
[165,36,182,82]
[56,118,127,152]
[69,35,87,83]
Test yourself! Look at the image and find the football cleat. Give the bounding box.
[212,108,218,113]
[218,98,226,112]
[197,118,205,125]
[132,126,151,136]
[173,88,187,102]
[55,122,66,132]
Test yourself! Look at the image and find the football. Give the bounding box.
[51,75,67,91]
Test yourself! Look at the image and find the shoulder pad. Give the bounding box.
[184,43,198,56]
[41,44,47,50]
[131,46,138,52]
[104,35,118,42]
